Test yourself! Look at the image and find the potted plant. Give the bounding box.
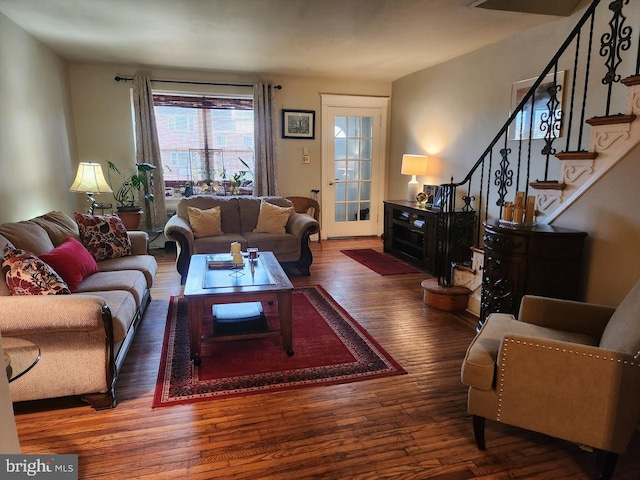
[107,161,156,230]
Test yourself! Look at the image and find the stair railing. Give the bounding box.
[437,0,639,285]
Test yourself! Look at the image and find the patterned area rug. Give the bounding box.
[153,285,406,407]
[340,248,420,275]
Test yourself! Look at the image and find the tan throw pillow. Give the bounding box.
[253,200,294,234]
[188,206,223,238]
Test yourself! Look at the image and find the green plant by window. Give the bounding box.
[107,161,156,210]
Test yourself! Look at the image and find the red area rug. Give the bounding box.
[340,248,420,275]
[153,285,405,407]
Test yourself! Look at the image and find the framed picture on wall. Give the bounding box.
[282,109,315,139]
[508,71,565,140]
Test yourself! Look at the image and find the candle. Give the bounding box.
[232,252,243,265]
[503,202,514,221]
[525,195,536,223]
[230,242,241,254]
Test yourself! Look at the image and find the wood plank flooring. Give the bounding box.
[12,237,640,479]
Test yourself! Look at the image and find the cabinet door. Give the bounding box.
[480,251,526,324]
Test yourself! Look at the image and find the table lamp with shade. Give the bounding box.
[69,162,113,214]
[401,154,428,202]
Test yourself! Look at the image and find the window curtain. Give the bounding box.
[132,73,166,230]
[253,83,278,196]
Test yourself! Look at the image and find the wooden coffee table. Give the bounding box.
[183,252,294,366]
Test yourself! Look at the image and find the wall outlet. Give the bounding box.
[303,155,311,164]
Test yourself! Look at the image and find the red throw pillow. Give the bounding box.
[74,213,132,262]
[2,246,70,295]
[39,237,99,292]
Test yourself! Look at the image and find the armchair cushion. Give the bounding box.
[74,213,132,262]
[461,313,597,391]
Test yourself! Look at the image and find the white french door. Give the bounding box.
[321,95,388,238]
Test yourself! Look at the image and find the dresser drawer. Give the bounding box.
[483,231,528,254]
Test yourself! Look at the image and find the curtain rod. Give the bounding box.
[114,76,282,89]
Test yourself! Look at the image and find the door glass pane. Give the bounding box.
[361,117,373,137]
[334,160,346,181]
[335,116,347,137]
[360,181,371,201]
[359,202,371,221]
[360,160,371,180]
[348,117,360,137]
[333,115,374,224]
[347,182,359,201]
[361,139,372,159]
[347,203,358,222]
[348,139,360,159]
[335,138,346,160]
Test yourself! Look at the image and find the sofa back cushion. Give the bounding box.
[32,211,80,246]
[0,221,55,255]
[177,196,241,234]
[599,279,640,357]
[239,196,292,232]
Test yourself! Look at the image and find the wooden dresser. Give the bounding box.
[479,221,587,330]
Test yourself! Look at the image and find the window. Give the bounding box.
[153,94,255,198]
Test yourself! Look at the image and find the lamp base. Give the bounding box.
[407,176,419,202]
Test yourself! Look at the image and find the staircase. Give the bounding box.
[439,0,640,299]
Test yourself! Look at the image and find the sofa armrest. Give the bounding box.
[518,295,615,340]
[0,295,108,335]
[127,231,149,255]
[286,212,319,238]
[497,333,640,453]
[164,214,195,280]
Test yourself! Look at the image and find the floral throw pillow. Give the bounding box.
[74,213,132,262]
[2,246,70,295]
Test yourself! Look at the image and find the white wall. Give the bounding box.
[390,2,640,305]
[0,13,79,223]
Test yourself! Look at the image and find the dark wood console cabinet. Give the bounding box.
[383,200,474,274]
[479,221,587,330]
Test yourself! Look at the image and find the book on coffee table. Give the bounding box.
[206,253,234,268]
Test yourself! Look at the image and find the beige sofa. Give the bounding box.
[164,196,319,281]
[0,211,157,410]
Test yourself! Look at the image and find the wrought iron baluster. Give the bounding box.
[494,147,513,207]
[600,0,632,115]
[540,66,564,180]
[579,12,597,150]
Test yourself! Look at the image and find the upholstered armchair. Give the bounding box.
[461,279,640,480]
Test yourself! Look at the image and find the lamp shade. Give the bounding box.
[401,154,428,176]
[69,162,112,194]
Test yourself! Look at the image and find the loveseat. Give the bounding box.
[164,196,319,281]
[0,211,157,409]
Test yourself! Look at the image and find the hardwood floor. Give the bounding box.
[12,237,640,479]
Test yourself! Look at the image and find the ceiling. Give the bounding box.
[0,0,583,82]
